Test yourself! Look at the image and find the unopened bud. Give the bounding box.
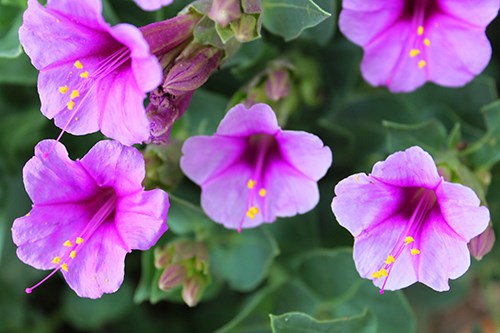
[241,0,261,13]
[265,69,290,101]
[231,14,260,42]
[208,0,241,27]
[182,276,206,307]
[159,264,187,291]
[163,48,222,96]
[469,224,495,260]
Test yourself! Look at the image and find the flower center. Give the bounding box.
[52,47,131,145]
[238,134,278,232]
[371,187,437,294]
[402,0,439,71]
[25,190,117,294]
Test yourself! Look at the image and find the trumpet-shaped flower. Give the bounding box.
[12,140,169,298]
[331,146,489,293]
[339,0,500,92]
[180,103,332,231]
[19,0,162,145]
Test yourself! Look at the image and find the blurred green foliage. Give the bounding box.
[1,0,500,332]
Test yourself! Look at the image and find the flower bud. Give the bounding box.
[159,264,187,291]
[265,69,290,101]
[469,224,495,260]
[182,275,208,307]
[208,0,241,27]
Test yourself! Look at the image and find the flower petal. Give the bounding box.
[64,222,127,298]
[12,203,89,270]
[97,68,151,145]
[20,0,110,70]
[436,182,490,241]
[180,135,246,185]
[371,146,441,188]
[438,0,500,27]
[216,103,280,137]
[79,140,145,196]
[417,209,471,291]
[109,23,162,92]
[115,189,169,250]
[353,213,418,291]
[200,161,255,229]
[133,0,174,11]
[264,157,320,220]
[426,14,492,87]
[276,130,332,181]
[23,140,97,204]
[332,173,406,237]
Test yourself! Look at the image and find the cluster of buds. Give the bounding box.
[154,240,210,307]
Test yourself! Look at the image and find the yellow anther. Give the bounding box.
[246,206,259,219]
[423,38,431,47]
[371,268,388,279]
[63,240,73,247]
[411,248,421,255]
[74,60,83,69]
[418,60,427,69]
[80,71,89,79]
[247,179,256,189]
[56,18,60,23]
[76,237,84,244]
[258,188,267,197]
[75,117,79,121]
[67,100,75,110]
[409,49,421,57]
[58,85,69,94]
[404,236,415,246]
[355,174,359,182]
[60,263,68,272]
[51,256,61,264]
[70,250,76,259]
[25,212,30,217]
[385,255,395,265]
[70,90,80,99]
[417,26,424,35]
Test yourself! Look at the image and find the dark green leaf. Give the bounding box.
[383,119,448,154]
[262,0,330,41]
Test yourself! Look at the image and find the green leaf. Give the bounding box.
[0,52,38,84]
[0,8,23,58]
[270,311,377,333]
[383,119,448,155]
[210,228,280,292]
[299,0,337,45]
[466,100,500,170]
[262,0,330,41]
[0,0,26,7]
[62,283,133,330]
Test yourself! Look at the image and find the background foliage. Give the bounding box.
[1,0,500,332]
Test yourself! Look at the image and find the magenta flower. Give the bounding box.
[331,146,490,293]
[12,140,169,298]
[19,0,162,145]
[339,0,500,92]
[180,103,332,231]
[134,0,173,11]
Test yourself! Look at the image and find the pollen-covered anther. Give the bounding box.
[63,240,73,247]
[76,237,84,244]
[246,206,259,219]
[418,60,427,69]
[60,263,69,272]
[80,71,89,79]
[417,26,424,35]
[371,268,388,279]
[67,100,75,110]
[58,85,69,94]
[258,188,267,197]
[70,250,76,259]
[385,255,395,265]
[409,49,420,57]
[74,60,83,69]
[411,248,421,255]
[404,236,415,246]
[51,256,61,264]
[70,90,80,99]
[424,38,431,47]
[247,179,256,189]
